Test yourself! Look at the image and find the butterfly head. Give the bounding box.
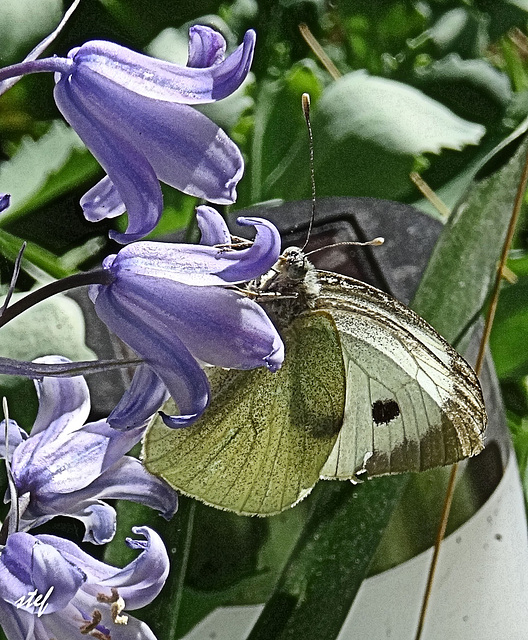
[246,246,321,328]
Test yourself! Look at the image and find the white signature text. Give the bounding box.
[15,586,54,617]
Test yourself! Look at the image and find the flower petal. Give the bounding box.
[0,418,28,461]
[93,284,210,427]
[91,613,159,640]
[197,205,231,246]
[108,364,168,431]
[72,30,256,104]
[70,65,244,204]
[42,527,169,611]
[0,533,85,613]
[13,422,110,497]
[0,193,10,213]
[30,356,90,438]
[54,74,163,243]
[36,534,116,583]
[110,273,284,371]
[101,526,169,609]
[71,500,117,544]
[82,419,145,468]
[79,457,177,520]
[80,175,126,222]
[0,598,37,640]
[107,216,281,287]
[188,25,226,68]
[12,417,144,506]
[28,456,177,543]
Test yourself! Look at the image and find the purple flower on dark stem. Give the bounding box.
[92,206,285,430]
[0,357,177,544]
[0,526,168,640]
[0,26,255,243]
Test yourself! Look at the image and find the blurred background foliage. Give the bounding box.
[2,1,528,638]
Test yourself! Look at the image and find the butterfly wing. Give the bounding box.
[316,271,486,480]
[143,312,346,516]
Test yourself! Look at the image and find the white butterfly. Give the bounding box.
[143,245,486,516]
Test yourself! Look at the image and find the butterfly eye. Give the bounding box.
[371,399,401,426]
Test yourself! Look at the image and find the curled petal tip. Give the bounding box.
[159,411,202,429]
[187,25,227,68]
[265,341,285,373]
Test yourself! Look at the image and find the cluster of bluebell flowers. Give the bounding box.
[0,9,286,639]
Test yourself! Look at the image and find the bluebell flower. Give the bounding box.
[0,357,177,544]
[92,206,285,430]
[0,26,255,243]
[0,526,168,640]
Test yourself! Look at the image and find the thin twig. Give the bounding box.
[0,242,26,316]
[410,172,451,220]
[415,136,528,639]
[299,23,341,80]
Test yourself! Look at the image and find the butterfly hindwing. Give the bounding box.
[316,271,486,480]
[143,312,346,516]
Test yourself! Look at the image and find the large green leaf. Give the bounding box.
[266,70,485,202]
[412,130,528,343]
[245,477,407,640]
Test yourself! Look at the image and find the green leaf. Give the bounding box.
[0,121,99,227]
[245,477,408,640]
[97,0,225,46]
[317,71,486,156]
[0,229,72,279]
[0,0,62,62]
[105,495,307,640]
[266,70,485,202]
[425,8,489,58]
[413,54,513,125]
[506,0,528,10]
[412,129,528,343]
[247,61,323,205]
[489,258,528,379]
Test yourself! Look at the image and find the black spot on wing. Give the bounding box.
[372,399,400,426]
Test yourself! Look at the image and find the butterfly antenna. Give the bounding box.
[301,93,316,253]
[0,242,26,318]
[304,237,385,259]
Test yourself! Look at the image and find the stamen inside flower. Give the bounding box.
[79,609,102,633]
[97,588,128,625]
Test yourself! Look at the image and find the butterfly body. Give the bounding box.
[143,246,486,516]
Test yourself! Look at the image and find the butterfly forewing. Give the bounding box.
[316,271,486,480]
[143,312,346,516]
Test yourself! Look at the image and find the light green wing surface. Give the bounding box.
[316,271,486,480]
[143,312,346,516]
